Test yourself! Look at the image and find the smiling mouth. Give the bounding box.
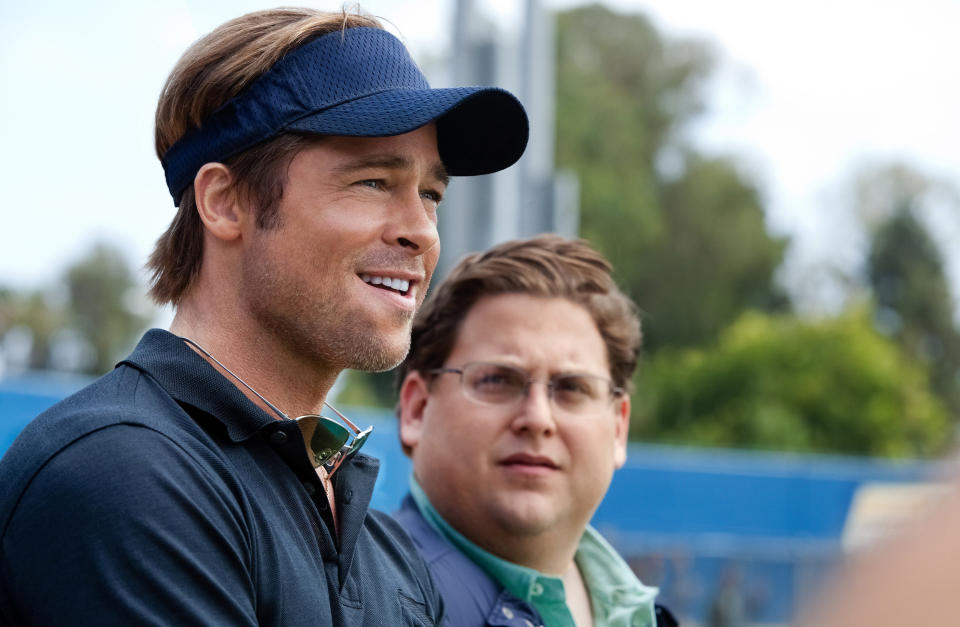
[361,274,411,297]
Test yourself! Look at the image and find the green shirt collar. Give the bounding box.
[409,477,658,627]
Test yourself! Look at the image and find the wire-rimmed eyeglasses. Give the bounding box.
[182,337,371,474]
[428,361,624,415]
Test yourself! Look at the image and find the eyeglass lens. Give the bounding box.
[460,362,613,413]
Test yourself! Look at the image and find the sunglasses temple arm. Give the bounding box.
[181,337,290,421]
[323,400,362,433]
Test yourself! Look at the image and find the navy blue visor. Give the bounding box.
[161,27,529,205]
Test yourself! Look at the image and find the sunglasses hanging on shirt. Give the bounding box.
[180,337,371,475]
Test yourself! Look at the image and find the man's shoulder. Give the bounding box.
[392,494,471,565]
[0,386,271,626]
[3,363,183,464]
[392,494,533,626]
[0,363,210,533]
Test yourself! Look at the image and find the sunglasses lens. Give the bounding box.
[295,416,350,468]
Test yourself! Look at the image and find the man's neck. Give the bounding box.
[471,519,584,576]
[172,304,345,535]
[563,563,595,627]
[169,305,338,418]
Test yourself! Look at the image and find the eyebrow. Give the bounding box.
[334,155,450,187]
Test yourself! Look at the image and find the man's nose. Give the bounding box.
[509,382,557,436]
[385,187,439,254]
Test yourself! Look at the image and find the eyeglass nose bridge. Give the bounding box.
[516,377,559,402]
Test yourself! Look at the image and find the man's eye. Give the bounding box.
[477,374,510,387]
[358,179,383,190]
[420,190,443,206]
[555,376,600,400]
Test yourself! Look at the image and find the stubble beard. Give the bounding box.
[240,248,414,374]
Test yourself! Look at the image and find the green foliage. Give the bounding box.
[0,242,152,374]
[633,309,952,458]
[556,4,707,257]
[867,204,960,417]
[631,154,789,348]
[64,243,152,374]
[335,370,396,409]
[0,288,67,370]
[556,4,787,351]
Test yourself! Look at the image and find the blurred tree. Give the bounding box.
[0,288,65,370]
[0,242,151,374]
[852,162,933,228]
[556,4,788,351]
[867,205,960,418]
[341,3,789,407]
[635,154,789,348]
[64,243,152,374]
[335,370,396,410]
[633,309,951,457]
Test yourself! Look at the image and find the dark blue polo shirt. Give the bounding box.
[0,329,442,626]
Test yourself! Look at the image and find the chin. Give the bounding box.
[347,335,410,372]
[492,501,559,537]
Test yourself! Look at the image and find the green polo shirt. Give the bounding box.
[410,478,658,627]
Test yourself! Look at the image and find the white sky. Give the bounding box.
[2,0,959,313]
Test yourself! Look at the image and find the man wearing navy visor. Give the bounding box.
[0,7,527,626]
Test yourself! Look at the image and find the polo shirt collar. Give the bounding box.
[577,527,658,625]
[119,328,277,442]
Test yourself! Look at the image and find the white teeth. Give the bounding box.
[361,274,410,294]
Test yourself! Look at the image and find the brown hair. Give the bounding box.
[397,234,643,395]
[147,8,383,305]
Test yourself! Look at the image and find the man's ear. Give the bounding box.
[193,162,246,242]
[612,395,630,469]
[399,371,430,454]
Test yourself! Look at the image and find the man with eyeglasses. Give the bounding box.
[0,7,527,626]
[394,235,677,627]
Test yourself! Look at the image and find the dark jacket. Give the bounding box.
[0,329,443,626]
[394,495,677,626]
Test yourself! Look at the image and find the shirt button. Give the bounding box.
[501,607,515,619]
[531,582,544,596]
[269,431,287,445]
[302,481,317,496]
